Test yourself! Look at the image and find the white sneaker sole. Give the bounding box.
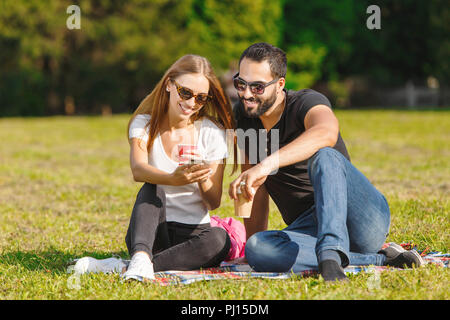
[72,257,127,274]
[409,249,426,267]
[121,273,155,282]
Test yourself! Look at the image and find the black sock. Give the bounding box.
[318,260,348,282]
[318,250,342,266]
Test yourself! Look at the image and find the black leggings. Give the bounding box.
[125,183,231,272]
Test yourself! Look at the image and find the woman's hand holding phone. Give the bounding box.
[171,153,212,186]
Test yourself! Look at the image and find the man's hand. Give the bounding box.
[229,162,271,201]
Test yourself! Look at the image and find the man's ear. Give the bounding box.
[277,78,286,93]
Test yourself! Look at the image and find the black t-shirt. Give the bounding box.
[234,89,351,225]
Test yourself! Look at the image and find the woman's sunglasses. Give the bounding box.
[233,73,279,95]
[170,79,211,106]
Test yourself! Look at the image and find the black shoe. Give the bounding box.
[318,260,349,282]
[379,242,425,268]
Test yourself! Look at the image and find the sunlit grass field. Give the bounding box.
[0,110,448,299]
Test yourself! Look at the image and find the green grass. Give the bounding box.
[0,110,448,299]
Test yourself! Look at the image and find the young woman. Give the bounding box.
[123,54,237,281]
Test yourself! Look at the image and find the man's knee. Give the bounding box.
[244,232,261,259]
[308,147,344,178]
[245,231,296,272]
[308,147,340,167]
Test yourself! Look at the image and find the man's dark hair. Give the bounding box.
[239,42,287,79]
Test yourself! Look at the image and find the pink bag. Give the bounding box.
[210,215,246,261]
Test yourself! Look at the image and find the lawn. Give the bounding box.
[0,110,448,299]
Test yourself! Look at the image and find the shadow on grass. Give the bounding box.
[0,249,129,274]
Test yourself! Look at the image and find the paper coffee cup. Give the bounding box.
[234,186,254,218]
[177,144,202,165]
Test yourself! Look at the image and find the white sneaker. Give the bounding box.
[121,252,155,281]
[72,257,127,274]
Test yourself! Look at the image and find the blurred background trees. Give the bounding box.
[0,0,448,116]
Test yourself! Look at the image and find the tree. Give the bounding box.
[185,0,284,73]
[282,0,358,84]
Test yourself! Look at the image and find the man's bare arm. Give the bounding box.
[237,105,340,200]
[260,104,339,172]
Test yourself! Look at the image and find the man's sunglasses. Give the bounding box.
[170,79,211,105]
[233,73,279,95]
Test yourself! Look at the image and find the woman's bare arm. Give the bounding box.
[129,138,212,185]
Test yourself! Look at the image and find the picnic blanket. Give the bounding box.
[70,243,449,286]
[144,251,449,286]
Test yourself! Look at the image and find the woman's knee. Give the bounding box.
[131,184,166,221]
[200,227,231,266]
[207,227,231,255]
[136,183,166,206]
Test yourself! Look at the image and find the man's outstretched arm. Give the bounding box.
[235,104,340,200]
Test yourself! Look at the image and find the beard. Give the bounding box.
[240,89,277,118]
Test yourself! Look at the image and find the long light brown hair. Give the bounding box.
[127,54,238,173]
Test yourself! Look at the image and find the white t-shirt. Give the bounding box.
[128,114,228,224]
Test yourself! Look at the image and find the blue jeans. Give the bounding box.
[245,147,391,272]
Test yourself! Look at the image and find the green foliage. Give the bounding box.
[0,0,286,115]
[0,69,48,116]
[186,0,284,72]
[0,1,447,116]
[285,45,327,89]
[427,0,450,83]
[347,0,449,84]
[283,0,358,81]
